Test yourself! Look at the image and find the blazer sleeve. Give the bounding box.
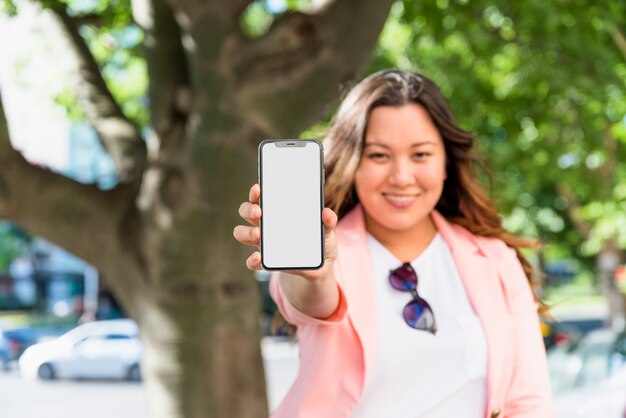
[268,269,348,327]
[499,244,555,418]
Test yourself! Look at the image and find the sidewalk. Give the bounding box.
[261,336,299,411]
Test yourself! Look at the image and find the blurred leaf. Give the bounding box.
[1,0,17,16]
[0,222,31,273]
[363,0,626,272]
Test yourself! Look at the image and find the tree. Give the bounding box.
[0,0,394,416]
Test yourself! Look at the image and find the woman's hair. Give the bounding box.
[323,69,547,316]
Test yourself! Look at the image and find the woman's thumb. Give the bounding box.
[322,208,338,233]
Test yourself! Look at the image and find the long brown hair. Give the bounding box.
[274,69,547,336]
[325,69,547,314]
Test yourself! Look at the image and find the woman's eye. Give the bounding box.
[414,152,430,159]
[367,153,388,160]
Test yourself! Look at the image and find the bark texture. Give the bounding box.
[0,0,394,417]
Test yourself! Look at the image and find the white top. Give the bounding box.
[350,233,488,418]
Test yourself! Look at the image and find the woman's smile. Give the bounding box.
[382,192,420,208]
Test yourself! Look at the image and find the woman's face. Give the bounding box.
[354,103,447,237]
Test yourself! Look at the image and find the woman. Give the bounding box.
[234,70,554,418]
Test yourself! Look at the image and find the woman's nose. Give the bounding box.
[388,161,415,186]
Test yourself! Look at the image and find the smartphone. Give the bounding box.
[259,139,324,270]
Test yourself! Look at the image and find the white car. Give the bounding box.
[19,319,142,381]
[550,328,626,417]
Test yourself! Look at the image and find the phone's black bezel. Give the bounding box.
[258,139,325,271]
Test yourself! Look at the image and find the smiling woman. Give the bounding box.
[355,104,447,261]
[234,69,555,418]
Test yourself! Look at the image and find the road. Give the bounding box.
[1,310,616,418]
[1,337,299,418]
[1,369,146,418]
[0,301,611,418]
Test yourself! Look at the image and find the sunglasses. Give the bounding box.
[389,262,437,334]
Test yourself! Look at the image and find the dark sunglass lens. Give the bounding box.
[404,298,436,334]
[389,263,417,291]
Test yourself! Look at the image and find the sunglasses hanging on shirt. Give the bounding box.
[389,262,437,334]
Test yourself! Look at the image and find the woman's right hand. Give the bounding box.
[232,183,339,283]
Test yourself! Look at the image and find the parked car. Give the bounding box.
[550,328,626,417]
[542,314,605,351]
[0,327,37,370]
[19,319,142,381]
[0,334,13,369]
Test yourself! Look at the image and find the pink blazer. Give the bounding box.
[269,205,554,418]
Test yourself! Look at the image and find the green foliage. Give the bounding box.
[368,0,626,270]
[53,86,84,121]
[300,119,330,142]
[240,2,274,37]
[1,0,17,16]
[79,23,148,127]
[5,0,625,276]
[31,0,149,128]
[240,0,312,38]
[0,222,30,273]
[56,0,133,29]
[74,1,148,128]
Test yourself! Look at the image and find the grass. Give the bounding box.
[0,312,79,329]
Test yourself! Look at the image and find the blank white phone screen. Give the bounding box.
[260,141,323,269]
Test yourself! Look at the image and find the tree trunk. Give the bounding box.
[0,1,395,417]
[128,126,267,417]
[82,130,267,418]
[597,241,625,329]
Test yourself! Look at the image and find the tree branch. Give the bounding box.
[70,13,104,27]
[555,183,592,240]
[46,0,146,185]
[611,24,626,62]
[7,151,149,300]
[133,0,190,158]
[0,93,131,273]
[0,93,12,213]
[131,0,195,232]
[3,156,118,265]
[599,124,618,198]
[162,0,254,22]
[224,0,395,137]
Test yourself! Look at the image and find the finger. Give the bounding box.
[233,225,260,247]
[246,251,263,270]
[249,184,260,204]
[238,202,261,225]
[322,208,338,233]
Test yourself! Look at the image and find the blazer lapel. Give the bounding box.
[432,211,511,406]
[334,206,378,387]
